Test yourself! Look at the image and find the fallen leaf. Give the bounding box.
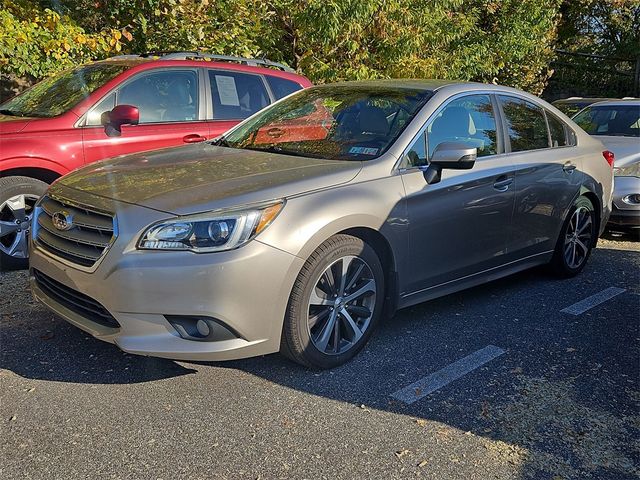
[395,449,410,458]
[417,460,428,468]
[415,419,427,427]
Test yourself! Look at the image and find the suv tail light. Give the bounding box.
[603,150,615,168]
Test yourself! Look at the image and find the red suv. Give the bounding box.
[0,52,311,268]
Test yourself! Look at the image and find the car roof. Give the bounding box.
[552,97,616,104]
[588,99,640,107]
[91,56,309,83]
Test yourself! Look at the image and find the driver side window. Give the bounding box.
[427,95,498,160]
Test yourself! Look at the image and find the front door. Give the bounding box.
[82,68,209,164]
[400,93,515,296]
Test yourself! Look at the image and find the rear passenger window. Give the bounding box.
[266,76,303,100]
[208,71,269,120]
[499,96,549,152]
[426,94,498,159]
[547,113,569,147]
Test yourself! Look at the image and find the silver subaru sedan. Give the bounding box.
[29,80,613,368]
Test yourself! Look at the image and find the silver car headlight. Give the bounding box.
[613,161,640,177]
[138,201,284,252]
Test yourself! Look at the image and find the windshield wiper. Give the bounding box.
[243,145,323,159]
[0,109,23,117]
[211,135,230,147]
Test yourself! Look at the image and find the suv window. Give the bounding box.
[426,94,498,161]
[209,71,269,120]
[266,76,303,100]
[118,70,198,124]
[499,96,549,152]
[86,92,115,126]
[547,112,569,147]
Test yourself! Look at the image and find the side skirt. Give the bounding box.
[398,250,554,310]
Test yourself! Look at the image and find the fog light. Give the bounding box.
[196,319,211,337]
[622,194,640,205]
[165,315,242,342]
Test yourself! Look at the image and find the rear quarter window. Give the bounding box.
[266,76,304,100]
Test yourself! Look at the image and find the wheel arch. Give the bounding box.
[0,166,62,184]
[338,226,399,317]
[580,186,602,247]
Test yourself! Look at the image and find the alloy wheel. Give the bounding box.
[563,206,593,269]
[0,194,39,259]
[307,255,377,355]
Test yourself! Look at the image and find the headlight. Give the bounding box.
[138,201,284,252]
[613,161,640,177]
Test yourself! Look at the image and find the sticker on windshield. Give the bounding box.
[215,75,240,106]
[349,146,379,155]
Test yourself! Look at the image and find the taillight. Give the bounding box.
[603,150,615,168]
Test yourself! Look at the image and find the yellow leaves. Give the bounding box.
[122,29,133,42]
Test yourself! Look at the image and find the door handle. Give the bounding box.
[563,162,577,173]
[493,176,513,192]
[183,134,207,143]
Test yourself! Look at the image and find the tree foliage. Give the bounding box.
[3,0,630,96]
[557,0,640,59]
[0,0,125,80]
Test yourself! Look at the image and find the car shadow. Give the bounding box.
[1,247,638,479]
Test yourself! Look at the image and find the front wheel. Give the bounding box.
[281,234,385,369]
[549,196,596,278]
[0,176,49,270]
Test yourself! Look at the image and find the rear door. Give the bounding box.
[204,69,272,138]
[497,95,583,260]
[82,68,210,164]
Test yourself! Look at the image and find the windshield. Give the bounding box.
[0,63,129,118]
[222,85,433,160]
[573,104,640,137]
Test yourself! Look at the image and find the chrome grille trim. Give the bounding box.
[34,195,116,268]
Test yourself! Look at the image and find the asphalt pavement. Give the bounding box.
[1,234,638,480]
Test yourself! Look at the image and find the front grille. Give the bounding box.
[35,196,115,267]
[33,269,120,328]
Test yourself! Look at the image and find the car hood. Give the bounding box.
[58,143,363,215]
[596,135,640,167]
[0,114,34,134]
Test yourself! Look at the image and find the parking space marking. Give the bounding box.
[391,345,505,405]
[561,287,626,315]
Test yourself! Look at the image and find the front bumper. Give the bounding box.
[608,176,640,228]
[30,214,304,362]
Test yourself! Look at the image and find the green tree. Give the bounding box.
[0,0,125,81]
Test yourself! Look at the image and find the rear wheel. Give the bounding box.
[549,196,596,277]
[281,234,385,369]
[0,176,48,270]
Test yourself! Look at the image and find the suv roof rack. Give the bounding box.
[122,51,296,72]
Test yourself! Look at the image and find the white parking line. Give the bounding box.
[391,345,505,405]
[561,287,626,315]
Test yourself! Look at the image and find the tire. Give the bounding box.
[0,176,49,271]
[281,234,385,369]
[549,196,596,278]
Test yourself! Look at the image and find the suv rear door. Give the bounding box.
[203,69,305,137]
[82,68,210,163]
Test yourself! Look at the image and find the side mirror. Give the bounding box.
[108,104,139,132]
[423,142,477,184]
